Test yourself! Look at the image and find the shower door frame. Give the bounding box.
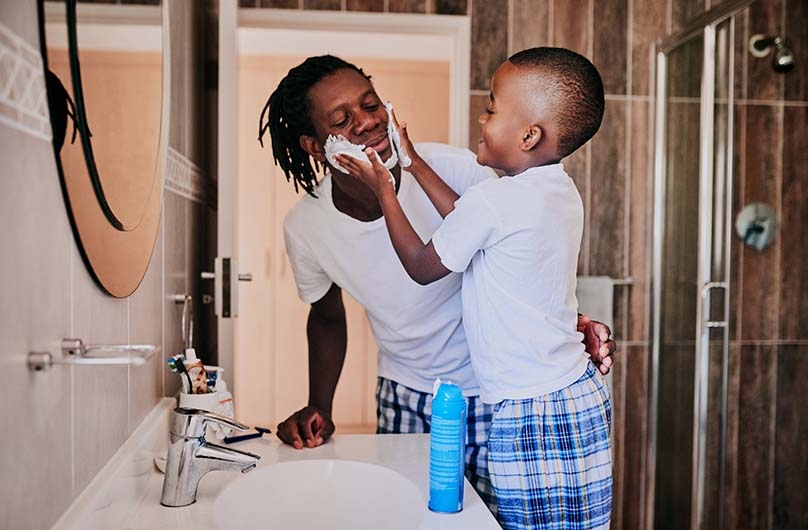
[648,1,754,529]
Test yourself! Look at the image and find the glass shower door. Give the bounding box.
[651,12,736,530]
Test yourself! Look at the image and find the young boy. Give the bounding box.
[336,47,612,529]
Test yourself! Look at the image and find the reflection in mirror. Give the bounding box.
[47,1,162,230]
[40,1,166,297]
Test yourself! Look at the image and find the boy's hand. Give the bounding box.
[335,149,396,198]
[389,110,421,168]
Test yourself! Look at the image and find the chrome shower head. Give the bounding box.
[749,34,795,73]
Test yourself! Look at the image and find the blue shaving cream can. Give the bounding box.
[428,381,467,513]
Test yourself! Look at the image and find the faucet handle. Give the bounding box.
[170,407,251,439]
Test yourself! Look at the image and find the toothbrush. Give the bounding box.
[173,355,192,393]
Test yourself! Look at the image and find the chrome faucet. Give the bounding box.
[160,407,261,507]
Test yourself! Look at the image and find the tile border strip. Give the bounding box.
[165,146,217,208]
[0,22,51,141]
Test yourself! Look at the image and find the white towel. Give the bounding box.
[575,276,615,331]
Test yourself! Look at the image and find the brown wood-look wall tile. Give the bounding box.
[784,0,807,101]
[388,0,425,13]
[566,144,588,274]
[303,0,341,9]
[593,0,628,95]
[703,336,727,530]
[733,9,748,101]
[433,0,467,15]
[773,345,808,530]
[261,0,297,5]
[589,100,627,279]
[723,343,742,530]
[511,0,550,54]
[468,94,488,151]
[779,106,808,339]
[631,0,667,96]
[609,343,627,530]
[619,344,649,530]
[737,344,776,530]
[347,0,383,11]
[470,0,509,90]
[627,99,651,341]
[729,105,746,338]
[670,0,705,34]
[739,105,781,341]
[258,0,299,7]
[747,0,784,101]
[551,0,589,57]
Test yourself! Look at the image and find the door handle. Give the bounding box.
[200,258,252,317]
[701,281,728,328]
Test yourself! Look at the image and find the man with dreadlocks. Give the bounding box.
[259,54,616,513]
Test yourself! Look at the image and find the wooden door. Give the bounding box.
[236,54,450,431]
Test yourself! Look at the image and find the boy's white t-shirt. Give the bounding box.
[431,163,589,404]
[283,143,495,396]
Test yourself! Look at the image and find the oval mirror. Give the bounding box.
[38,0,167,297]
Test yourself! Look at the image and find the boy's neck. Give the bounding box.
[502,155,562,177]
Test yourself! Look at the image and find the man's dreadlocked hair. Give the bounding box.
[258,55,371,197]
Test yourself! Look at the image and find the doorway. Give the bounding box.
[228,8,469,432]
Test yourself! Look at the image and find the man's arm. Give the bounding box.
[276,283,346,449]
[577,314,617,375]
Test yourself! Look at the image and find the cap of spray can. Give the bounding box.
[428,378,467,513]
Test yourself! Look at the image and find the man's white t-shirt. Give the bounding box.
[432,163,589,404]
[283,143,495,396]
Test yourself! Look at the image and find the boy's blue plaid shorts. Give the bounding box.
[375,377,497,515]
[488,362,613,530]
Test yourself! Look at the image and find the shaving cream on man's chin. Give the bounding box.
[324,135,397,189]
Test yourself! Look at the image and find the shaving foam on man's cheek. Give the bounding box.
[385,102,412,168]
[324,134,398,173]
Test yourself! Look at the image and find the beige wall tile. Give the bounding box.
[163,191,188,397]
[71,258,129,493]
[0,124,74,530]
[129,216,164,430]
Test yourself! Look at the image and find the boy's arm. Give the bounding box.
[396,122,459,218]
[335,150,451,286]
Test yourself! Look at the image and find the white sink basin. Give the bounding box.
[213,459,426,530]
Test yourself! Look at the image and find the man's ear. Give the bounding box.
[300,135,326,162]
[520,124,543,151]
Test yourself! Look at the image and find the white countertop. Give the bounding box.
[51,398,500,530]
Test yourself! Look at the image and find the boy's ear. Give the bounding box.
[300,135,326,162]
[520,124,543,151]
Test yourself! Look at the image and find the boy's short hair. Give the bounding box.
[509,47,605,159]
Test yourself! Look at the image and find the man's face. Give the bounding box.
[476,61,540,174]
[304,69,393,167]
